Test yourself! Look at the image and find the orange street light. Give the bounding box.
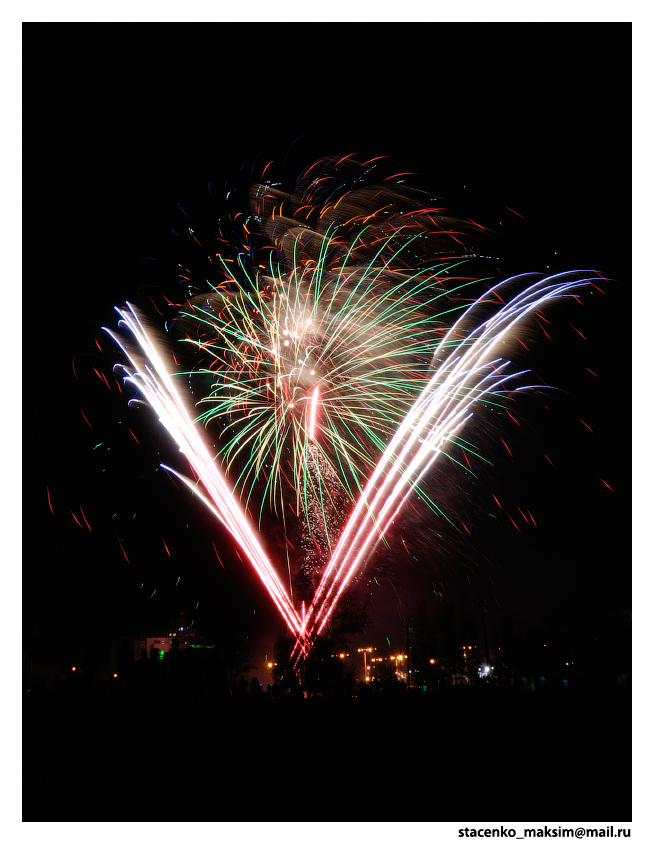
[357,646,376,680]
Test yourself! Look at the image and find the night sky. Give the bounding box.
[26,24,631,684]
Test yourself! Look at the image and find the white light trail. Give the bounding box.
[103,304,308,651]
[308,385,319,440]
[293,272,592,655]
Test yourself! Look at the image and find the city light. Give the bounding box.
[357,647,376,680]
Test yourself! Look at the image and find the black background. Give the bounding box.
[26,23,631,679]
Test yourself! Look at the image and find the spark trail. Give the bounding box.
[103,304,308,652]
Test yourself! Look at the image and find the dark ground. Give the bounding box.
[23,685,630,822]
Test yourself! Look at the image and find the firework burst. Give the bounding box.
[105,155,601,664]
[170,158,496,564]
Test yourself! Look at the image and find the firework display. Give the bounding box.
[105,155,600,666]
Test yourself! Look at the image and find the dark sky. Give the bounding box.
[26,24,630,677]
